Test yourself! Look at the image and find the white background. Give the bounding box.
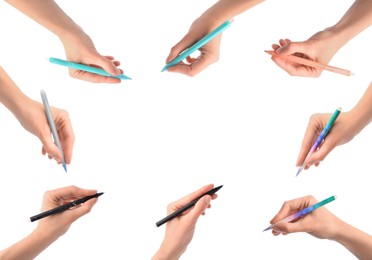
[0,0,371,259]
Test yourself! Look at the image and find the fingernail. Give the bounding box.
[276,47,283,54]
[205,196,211,204]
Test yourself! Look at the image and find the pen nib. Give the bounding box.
[63,164,67,173]
[263,226,272,232]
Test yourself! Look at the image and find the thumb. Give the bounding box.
[274,221,304,234]
[96,56,121,76]
[277,42,304,55]
[188,195,211,223]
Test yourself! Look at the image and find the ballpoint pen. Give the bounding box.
[161,20,232,72]
[40,89,67,172]
[296,107,342,177]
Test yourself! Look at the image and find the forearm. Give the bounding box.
[326,0,372,48]
[4,0,84,40]
[333,220,372,260]
[0,229,58,260]
[0,67,30,117]
[349,82,372,133]
[201,0,264,25]
[152,238,187,260]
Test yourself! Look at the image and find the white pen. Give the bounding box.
[40,89,67,172]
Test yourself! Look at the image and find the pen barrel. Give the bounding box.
[30,203,73,222]
[325,65,352,76]
[30,193,102,222]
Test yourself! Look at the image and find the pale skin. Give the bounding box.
[165,0,264,77]
[4,0,123,83]
[297,81,372,170]
[0,186,99,260]
[152,184,218,260]
[270,0,372,77]
[0,66,74,165]
[270,195,372,260]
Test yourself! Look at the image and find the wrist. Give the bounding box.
[347,108,371,137]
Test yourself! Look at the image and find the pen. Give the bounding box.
[48,57,131,80]
[265,50,353,76]
[30,192,104,222]
[156,185,223,227]
[161,20,232,72]
[40,89,67,172]
[263,195,336,232]
[296,107,342,177]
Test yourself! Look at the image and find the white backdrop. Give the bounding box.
[0,0,371,259]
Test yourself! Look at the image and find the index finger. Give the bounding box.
[168,184,214,213]
[270,196,316,224]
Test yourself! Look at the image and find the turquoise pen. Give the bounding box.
[263,195,337,232]
[161,20,232,72]
[40,90,67,172]
[48,57,131,80]
[296,107,342,177]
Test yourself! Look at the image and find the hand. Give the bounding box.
[153,184,218,260]
[14,97,74,165]
[35,186,98,239]
[270,30,342,77]
[270,195,341,240]
[296,111,359,170]
[165,17,223,77]
[60,32,123,83]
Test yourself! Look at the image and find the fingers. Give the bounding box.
[69,68,122,84]
[187,195,212,223]
[68,55,123,84]
[46,185,97,202]
[270,196,316,225]
[96,55,121,76]
[66,197,98,222]
[167,54,212,77]
[273,221,303,235]
[306,139,335,168]
[276,40,302,55]
[296,116,321,167]
[39,128,63,163]
[167,184,214,214]
[166,34,195,64]
[53,109,75,164]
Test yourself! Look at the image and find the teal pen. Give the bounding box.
[40,90,67,172]
[161,20,232,72]
[48,57,131,80]
[296,107,342,177]
[263,195,337,232]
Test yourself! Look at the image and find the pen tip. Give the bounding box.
[161,68,167,72]
[263,226,271,232]
[63,164,67,172]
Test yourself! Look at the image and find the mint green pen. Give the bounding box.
[49,57,131,80]
[161,20,232,72]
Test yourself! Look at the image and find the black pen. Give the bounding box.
[30,192,104,222]
[156,185,223,227]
